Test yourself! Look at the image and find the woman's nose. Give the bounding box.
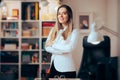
[59,14,63,17]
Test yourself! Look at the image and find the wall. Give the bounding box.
[117,0,120,80]
[106,0,118,57]
[62,0,119,74]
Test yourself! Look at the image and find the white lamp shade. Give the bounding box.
[87,32,103,44]
[87,22,104,44]
[40,0,49,7]
[0,1,5,7]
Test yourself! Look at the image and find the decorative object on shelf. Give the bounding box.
[32,53,39,63]
[76,12,93,33]
[21,43,29,50]
[35,42,39,49]
[1,1,7,20]
[29,44,32,50]
[12,9,19,18]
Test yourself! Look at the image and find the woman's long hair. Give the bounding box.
[46,4,74,45]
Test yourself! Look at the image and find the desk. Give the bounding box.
[34,78,80,80]
[49,78,80,80]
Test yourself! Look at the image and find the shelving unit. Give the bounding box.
[0,0,59,80]
[41,21,56,79]
[0,1,20,80]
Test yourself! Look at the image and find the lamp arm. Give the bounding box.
[99,26,120,38]
[0,0,5,7]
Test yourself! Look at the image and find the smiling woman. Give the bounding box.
[57,7,69,25]
[45,4,80,79]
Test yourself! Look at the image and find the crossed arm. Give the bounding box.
[45,29,79,55]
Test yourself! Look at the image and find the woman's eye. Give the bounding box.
[58,13,61,16]
[58,12,67,16]
[63,12,67,15]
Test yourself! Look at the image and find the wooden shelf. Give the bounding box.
[0,0,58,79]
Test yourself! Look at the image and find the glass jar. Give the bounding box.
[1,6,7,20]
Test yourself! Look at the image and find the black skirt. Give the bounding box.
[48,61,76,78]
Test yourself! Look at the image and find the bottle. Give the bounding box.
[1,6,8,20]
[35,42,39,49]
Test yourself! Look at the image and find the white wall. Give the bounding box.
[106,0,118,57]
[118,0,120,79]
[62,0,119,74]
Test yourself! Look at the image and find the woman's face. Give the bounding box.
[58,7,69,25]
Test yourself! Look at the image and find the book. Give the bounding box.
[26,4,31,20]
[42,27,51,36]
[35,2,39,20]
[42,22,55,27]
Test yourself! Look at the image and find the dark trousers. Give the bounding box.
[48,62,76,78]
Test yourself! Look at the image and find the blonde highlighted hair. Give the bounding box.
[46,4,74,46]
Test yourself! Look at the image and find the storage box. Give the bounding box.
[21,43,29,50]
[22,30,32,37]
[4,44,17,50]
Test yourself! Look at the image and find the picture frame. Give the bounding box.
[76,12,93,33]
[12,9,19,17]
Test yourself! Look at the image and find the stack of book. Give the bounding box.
[42,22,55,36]
[22,2,39,20]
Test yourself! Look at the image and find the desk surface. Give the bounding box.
[35,78,80,80]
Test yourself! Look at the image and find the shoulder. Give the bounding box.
[72,28,80,34]
[69,29,80,38]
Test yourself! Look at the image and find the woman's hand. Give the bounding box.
[45,40,54,47]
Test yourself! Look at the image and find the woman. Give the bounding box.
[45,4,79,78]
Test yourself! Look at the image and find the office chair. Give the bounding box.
[96,57,118,80]
[77,36,110,80]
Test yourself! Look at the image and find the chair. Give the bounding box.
[96,57,118,80]
[77,36,110,80]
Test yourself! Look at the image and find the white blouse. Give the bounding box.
[45,27,79,72]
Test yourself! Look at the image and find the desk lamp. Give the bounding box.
[87,22,104,44]
[0,0,5,7]
[87,21,120,44]
[40,0,49,7]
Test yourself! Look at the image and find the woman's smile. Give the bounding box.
[58,7,68,25]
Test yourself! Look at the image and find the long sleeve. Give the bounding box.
[45,28,78,72]
[52,29,79,53]
[45,46,68,54]
[45,28,67,54]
